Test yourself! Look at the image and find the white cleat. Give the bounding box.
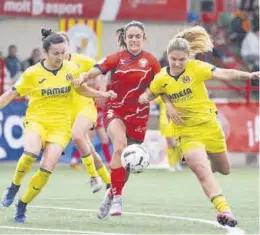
[90,176,102,193]
[175,163,183,172]
[110,195,123,217]
[97,189,113,219]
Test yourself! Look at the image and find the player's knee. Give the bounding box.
[218,167,230,175]
[72,132,85,146]
[114,140,127,157]
[191,163,210,182]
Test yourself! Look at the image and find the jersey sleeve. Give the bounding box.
[149,74,163,95]
[195,60,216,81]
[83,57,95,72]
[94,53,119,74]
[14,70,34,97]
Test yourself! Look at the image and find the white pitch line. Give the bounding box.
[0,205,246,235]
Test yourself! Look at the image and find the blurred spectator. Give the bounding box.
[229,9,250,45]
[251,6,259,33]
[5,44,21,79]
[208,23,226,46]
[159,51,168,68]
[21,48,41,71]
[241,26,259,96]
[241,27,259,71]
[240,0,256,11]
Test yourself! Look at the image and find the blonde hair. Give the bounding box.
[167,26,213,55]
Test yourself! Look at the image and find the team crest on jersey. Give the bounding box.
[139,58,148,68]
[182,76,191,83]
[66,74,73,81]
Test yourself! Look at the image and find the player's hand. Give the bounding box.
[72,78,82,87]
[102,90,117,99]
[138,93,150,104]
[95,97,106,107]
[250,72,260,79]
[165,103,184,126]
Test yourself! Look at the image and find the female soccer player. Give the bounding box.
[59,33,111,193]
[139,26,260,227]
[0,29,116,223]
[74,21,161,218]
[154,96,182,172]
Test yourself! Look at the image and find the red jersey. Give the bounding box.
[95,50,160,142]
[95,50,160,112]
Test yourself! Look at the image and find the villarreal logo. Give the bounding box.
[182,76,191,83]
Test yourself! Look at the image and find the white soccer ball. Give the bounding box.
[121,144,150,173]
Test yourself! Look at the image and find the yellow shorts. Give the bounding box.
[23,120,71,149]
[159,115,176,138]
[72,102,98,125]
[178,119,227,156]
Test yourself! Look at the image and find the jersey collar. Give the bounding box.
[41,59,63,76]
[166,67,185,81]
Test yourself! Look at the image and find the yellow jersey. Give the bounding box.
[14,60,80,127]
[69,53,96,109]
[150,60,217,126]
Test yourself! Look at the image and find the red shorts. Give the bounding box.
[104,108,149,142]
[96,106,104,129]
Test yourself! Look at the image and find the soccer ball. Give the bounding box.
[121,144,150,173]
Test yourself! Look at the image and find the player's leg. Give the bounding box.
[15,142,63,223]
[97,118,127,219]
[87,137,111,189]
[96,127,112,164]
[96,108,112,164]
[208,152,231,175]
[70,146,82,170]
[72,114,101,192]
[166,137,182,171]
[184,148,237,227]
[1,124,43,207]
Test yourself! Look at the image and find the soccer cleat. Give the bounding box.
[217,212,238,227]
[90,176,102,193]
[110,195,123,217]
[97,188,113,219]
[1,183,20,207]
[70,163,83,171]
[14,200,27,223]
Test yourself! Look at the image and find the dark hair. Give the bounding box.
[41,28,65,52]
[59,32,70,45]
[116,21,145,48]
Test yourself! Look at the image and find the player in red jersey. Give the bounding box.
[74,21,161,218]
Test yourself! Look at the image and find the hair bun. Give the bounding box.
[41,28,53,40]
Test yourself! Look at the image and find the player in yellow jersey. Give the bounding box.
[139,26,260,227]
[154,96,182,172]
[0,29,116,223]
[59,33,111,193]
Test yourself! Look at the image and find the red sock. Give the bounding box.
[102,143,112,163]
[73,150,81,160]
[111,167,126,195]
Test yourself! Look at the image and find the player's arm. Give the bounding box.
[0,88,18,109]
[138,88,159,104]
[75,84,117,99]
[212,68,260,81]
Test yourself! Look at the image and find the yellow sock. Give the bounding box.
[172,147,181,167]
[167,148,174,168]
[211,194,231,213]
[21,168,51,203]
[97,165,111,184]
[13,152,37,186]
[81,154,98,177]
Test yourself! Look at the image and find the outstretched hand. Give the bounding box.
[165,103,184,126]
[250,72,260,80]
